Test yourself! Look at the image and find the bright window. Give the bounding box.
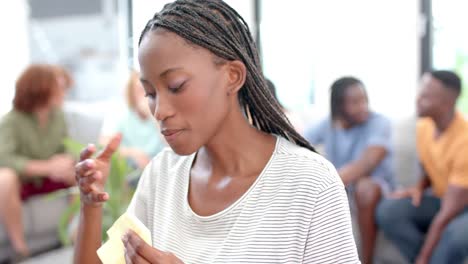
[432,0,468,113]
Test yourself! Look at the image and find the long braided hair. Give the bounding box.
[138,0,315,152]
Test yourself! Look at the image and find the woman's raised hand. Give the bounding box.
[75,134,122,207]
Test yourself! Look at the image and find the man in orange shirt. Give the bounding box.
[376,70,468,264]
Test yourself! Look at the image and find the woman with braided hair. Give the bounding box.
[74,1,359,263]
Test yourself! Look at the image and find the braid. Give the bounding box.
[139,0,316,153]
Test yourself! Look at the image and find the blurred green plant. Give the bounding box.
[58,138,135,245]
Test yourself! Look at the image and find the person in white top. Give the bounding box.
[73,1,360,263]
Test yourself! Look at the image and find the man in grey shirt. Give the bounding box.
[304,77,395,264]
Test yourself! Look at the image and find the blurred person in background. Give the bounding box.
[99,70,165,170]
[304,76,395,264]
[377,70,468,264]
[265,78,304,133]
[0,64,75,258]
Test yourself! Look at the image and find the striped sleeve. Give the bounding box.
[126,157,157,228]
[303,182,360,263]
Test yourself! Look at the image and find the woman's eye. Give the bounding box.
[169,81,186,93]
[145,92,156,99]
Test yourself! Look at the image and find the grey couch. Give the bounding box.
[0,192,69,261]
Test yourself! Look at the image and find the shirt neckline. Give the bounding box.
[183,136,281,222]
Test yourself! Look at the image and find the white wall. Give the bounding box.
[432,0,468,113]
[29,13,129,101]
[0,0,30,116]
[261,0,421,120]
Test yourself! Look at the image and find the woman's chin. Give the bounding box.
[168,142,198,156]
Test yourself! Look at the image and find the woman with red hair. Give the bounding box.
[0,64,75,258]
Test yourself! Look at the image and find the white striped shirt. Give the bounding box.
[128,136,360,263]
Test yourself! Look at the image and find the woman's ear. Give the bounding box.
[225,60,246,96]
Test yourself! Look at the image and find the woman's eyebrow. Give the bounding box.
[140,67,184,85]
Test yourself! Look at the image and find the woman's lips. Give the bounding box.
[161,129,183,142]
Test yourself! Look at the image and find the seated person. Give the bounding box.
[100,70,165,170]
[304,76,394,264]
[265,78,304,133]
[377,70,468,264]
[0,64,75,257]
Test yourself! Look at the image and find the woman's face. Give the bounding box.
[138,29,233,155]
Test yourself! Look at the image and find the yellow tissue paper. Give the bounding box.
[97,212,152,264]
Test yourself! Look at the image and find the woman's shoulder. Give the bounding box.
[274,137,343,191]
[137,147,193,192]
[147,147,195,174]
[276,137,333,168]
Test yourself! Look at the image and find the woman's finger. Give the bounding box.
[97,134,122,162]
[124,248,133,264]
[124,230,164,263]
[79,171,102,193]
[79,144,96,162]
[124,245,151,264]
[123,232,152,264]
[75,159,96,178]
[79,179,93,194]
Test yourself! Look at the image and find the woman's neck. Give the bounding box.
[196,109,276,180]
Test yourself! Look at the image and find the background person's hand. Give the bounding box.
[75,134,122,207]
[389,186,424,207]
[48,154,76,184]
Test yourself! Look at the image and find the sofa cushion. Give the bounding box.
[0,191,69,252]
